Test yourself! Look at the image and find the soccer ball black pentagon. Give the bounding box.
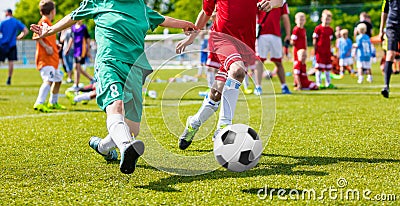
[213,124,263,172]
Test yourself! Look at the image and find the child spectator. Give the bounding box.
[291,12,307,62]
[337,29,355,77]
[313,9,335,89]
[294,49,318,90]
[33,0,65,112]
[355,23,373,83]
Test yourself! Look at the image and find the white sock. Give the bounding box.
[98,134,116,155]
[367,75,372,82]
[281,83,287,89]
[190,96,220,129]
[49,93,59,104]
[218,77,241,128]
[243,75,249,90]
[315,70,321,86]
[358,75,364,82]
[206,71,215,88]
[325,71,331,87]
[106,114,134,150]
[197,66,203,76]
[74,92,91,102]
[35,83,51,104]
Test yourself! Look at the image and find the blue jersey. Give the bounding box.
[338,37,352,59]
[356,34,372,61]
[0,17,26,47]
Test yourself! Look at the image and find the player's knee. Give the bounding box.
[106,100,124,114]
[386,51,395,61]
[229,62,246,82]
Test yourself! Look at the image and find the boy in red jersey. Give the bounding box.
[294,49,318,90]
[176,0,285,150]
[313,9,336,89]
[291,12,307,62]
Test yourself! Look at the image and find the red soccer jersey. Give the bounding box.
[291,26,307,61]
[313,24,333,56]
[258,2,289,37]
[203,0,258,50]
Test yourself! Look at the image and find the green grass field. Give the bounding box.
[1,62,399,205]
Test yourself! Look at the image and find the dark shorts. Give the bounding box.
[0,46,17,62]
[386,26,400,52]
[74,56,86,64]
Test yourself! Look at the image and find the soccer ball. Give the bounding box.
[213,124,263,172]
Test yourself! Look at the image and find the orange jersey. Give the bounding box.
[33,16,59,70]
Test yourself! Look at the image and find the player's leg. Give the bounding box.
[357,61,363,84]
[6,46,17,85]
[269,35,290,94]
[74,59,81,89]
[217,61,246,130]
[7,61,14,85]
[366,68,373,83]
[382,27,399,98]
[179,77,223,150]
[34,66,53,112]
[48,69,66,110]
[254,35,270,96]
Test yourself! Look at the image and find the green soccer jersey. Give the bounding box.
[70,0,165,70]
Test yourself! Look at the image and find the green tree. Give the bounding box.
[14,0,93,38]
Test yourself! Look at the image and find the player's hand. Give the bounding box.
[257,0,272,12]
[181,21,199,36]
[30,22,51,40]
[378,31,384,42]
[45,46,53,55]
[176,37,194,54]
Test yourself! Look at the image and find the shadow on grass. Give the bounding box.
[0,98,8,101]
[136,153,400,192]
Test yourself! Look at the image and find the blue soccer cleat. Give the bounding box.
[89,136,118,161]
[281,85,292,94]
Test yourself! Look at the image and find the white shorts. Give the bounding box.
[256,34,282,61]
[339,57,354,67]
[40,66,63,82]
[357,61,371,69]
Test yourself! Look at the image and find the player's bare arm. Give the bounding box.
[30,15,77,39]
[36,39,53,55]
[160,16,198,36]
[257,0,284,12]
[17,27,29,40]
[282,14,291,42]
[176,10,210,54]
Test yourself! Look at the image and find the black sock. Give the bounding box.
[384,61,393,90]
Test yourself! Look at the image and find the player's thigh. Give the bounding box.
[123,65,145,123]
[386,26,400,52]
[53,69,63,82]
[267,35,283,59]
[8,46,17,61]
[95,60,129,113]
[39,66,56,82]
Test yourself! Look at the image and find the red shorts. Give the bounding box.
[206,53,221,69]
[208,31,257,82]
[315,53,332,70]
[300,77,318,90]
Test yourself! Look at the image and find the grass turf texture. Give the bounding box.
[0,62,399,205]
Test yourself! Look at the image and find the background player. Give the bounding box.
[293,49,318,90]
[313,9,336,89]
[254,1,291,95]
[337,29,355,77]
[379,0,400,98]
[33,0,65,112]
[355,23,373,84]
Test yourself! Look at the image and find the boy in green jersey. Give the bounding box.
[31,0,197,174]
